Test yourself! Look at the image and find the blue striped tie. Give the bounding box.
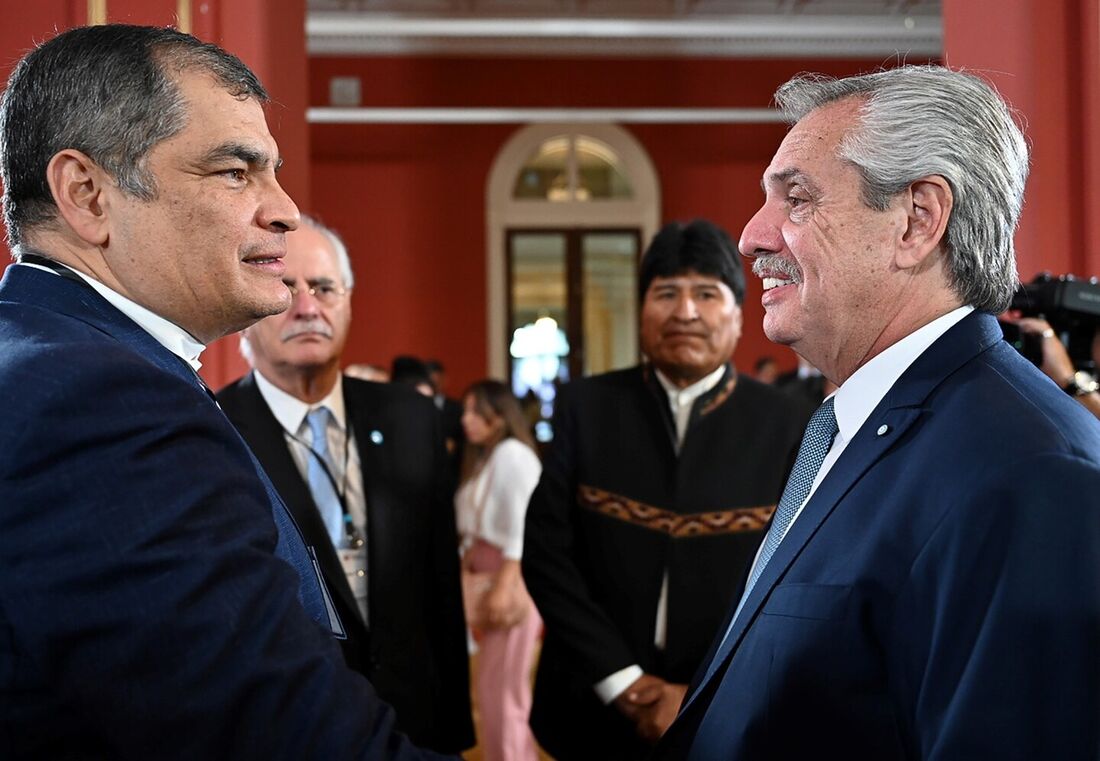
[306,407,344,547]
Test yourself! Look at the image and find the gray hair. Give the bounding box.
[301,214,355,289]
[775,66,1029,313]
[1,24,267,248]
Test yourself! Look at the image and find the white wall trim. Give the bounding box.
[308,107,785,124]
[307,12,941,58]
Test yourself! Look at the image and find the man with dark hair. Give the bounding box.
[0,24,452,759]
[656,66,1100,760]
[424,357,466,468]
[217,215,474,754]
[522,218,811,760]
[390,354,435,397]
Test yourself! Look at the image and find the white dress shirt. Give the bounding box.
[18,260,205,370]
[253,371,370,622]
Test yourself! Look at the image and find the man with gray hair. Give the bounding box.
[656,65,1100,759]
[217,215,474,755]
[0,24,455,759]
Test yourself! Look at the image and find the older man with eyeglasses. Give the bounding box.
[217,215,475,756]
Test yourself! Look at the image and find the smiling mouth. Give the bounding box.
[762,277,795,290]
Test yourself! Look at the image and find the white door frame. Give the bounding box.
[485,123,660,378]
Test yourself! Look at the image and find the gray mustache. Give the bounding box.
[281,319,333,341]
[752,255,801,283]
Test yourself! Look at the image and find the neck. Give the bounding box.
[824,291,963,386]
[262,362,341,404]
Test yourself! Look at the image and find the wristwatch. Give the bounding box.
[1062,370,1100,396]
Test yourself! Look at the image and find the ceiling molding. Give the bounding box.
[306,13,942,59]
[307,106,788,124]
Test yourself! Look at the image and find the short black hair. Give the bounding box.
[391,355,431,386]
[638,219,745,305]
[0,24,266,247]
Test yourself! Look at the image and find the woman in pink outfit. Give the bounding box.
[455,380,543,761]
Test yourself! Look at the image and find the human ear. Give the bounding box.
[44,149,111,246]
[897,176,953,271]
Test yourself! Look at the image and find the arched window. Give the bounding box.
[487,125,659,438]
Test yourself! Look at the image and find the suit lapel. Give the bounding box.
[682,311,1005,711]
[343,381,388,604]
[230,373,368,633]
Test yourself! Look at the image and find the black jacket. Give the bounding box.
[522,364,811,760]
[217,373,474,754]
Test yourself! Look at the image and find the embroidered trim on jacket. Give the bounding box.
[577,484,774,538]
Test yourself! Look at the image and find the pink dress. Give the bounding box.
[455,439,543,761]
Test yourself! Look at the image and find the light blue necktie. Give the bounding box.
[306,406,344,548]
[701,396,839,685]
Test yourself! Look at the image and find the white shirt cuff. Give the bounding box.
[594,664,645,704]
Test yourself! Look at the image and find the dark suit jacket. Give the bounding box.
[522,364,812,760]
[217,373,474,754]
[656,312,1100,760]
[0,264,454,760]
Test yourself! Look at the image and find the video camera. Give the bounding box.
[1003,273,1100,370]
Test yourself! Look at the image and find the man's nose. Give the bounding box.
[259,177,301,233]
[289,286,321,316]
[672,294,700,320]
[739,202,783,260]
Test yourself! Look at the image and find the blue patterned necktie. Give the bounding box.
[742,395,838,598]
[699,396,839,688]
[305,406,344,548]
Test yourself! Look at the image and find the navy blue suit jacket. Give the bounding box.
[0,264,454,760]
[655,312,1100,760]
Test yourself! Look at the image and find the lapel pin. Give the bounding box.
[876,425,890,436]
[370,430,384,445]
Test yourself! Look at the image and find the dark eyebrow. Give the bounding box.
[198,142,276,171]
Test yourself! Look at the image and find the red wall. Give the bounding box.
[307,56,918,393]
[944,0,1100,285]
[3,5,1095,393]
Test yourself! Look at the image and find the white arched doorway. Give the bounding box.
[486,123,660,403]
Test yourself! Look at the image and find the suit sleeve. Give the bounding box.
[0,350,453,761]
[889,452,1100,759]
[522,384,639,686]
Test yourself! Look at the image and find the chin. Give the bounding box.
[762,317,796,347]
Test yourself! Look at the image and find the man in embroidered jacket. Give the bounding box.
[522,219,811,760]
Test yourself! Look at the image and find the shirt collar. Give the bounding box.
[253,369,347,435]
[655,363,728,412]
[20,260,206,370]
[833,305,974,443]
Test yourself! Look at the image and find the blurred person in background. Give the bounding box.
[455,380,543,761]
[391,355,435,398]
[1006,315,1100,420]
[345,362,390,382]
[752,355,779,384]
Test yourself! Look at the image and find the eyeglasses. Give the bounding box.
[285,281,348,307]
